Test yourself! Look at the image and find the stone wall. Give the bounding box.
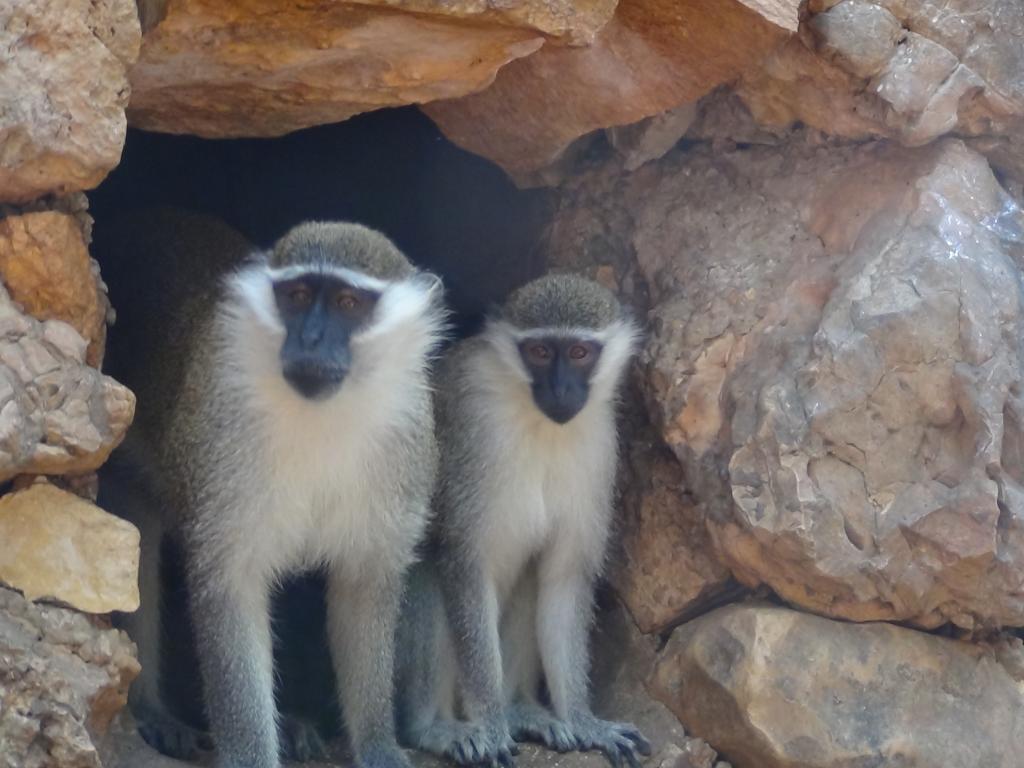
[1,0,1023,766]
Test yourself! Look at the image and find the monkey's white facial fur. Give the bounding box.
[482,318,640,425]
[221,261,445,410]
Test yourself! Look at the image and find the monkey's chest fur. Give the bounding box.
[474,405,617,595]
[175,352,433,587]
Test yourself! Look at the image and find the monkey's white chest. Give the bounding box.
[479,414,614,594]
[243,389,402,577]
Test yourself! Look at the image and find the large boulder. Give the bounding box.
[651,604,1024,768]
[547,133,1024,630]
[0,0,140,203]
[127,0,618,138]
[0,586,139,768]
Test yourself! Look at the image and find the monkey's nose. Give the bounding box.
[283,361,347,400]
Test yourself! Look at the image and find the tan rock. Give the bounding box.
[423,0,800,182]
[125,0,609,137]
[611,448,732,634]
[0,483,140,613]
[0,0,140,203]
[0,211,110,367]
[0,586,139,768]
[0,283,135,482]
[738,1,1024,163]
[651,604,1024,768]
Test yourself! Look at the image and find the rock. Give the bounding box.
[738,1,1024,164]
[607,102,699,172]
[611,445,734,634]
[651,603,1024,768]
[548,134,1024,630]
[0,283,135,483]
[0,210,110,367]
[0,0,140,203]
[0,483,140,614]
[126,0,621,138]
[0,586,139,768]
[423,0,800,183]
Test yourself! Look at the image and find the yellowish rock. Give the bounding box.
[0,211,109,368]
[128,0,588,137]
[0,484,140,614]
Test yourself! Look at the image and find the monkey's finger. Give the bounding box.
[497,748,516,768]
[509,743,521,756]
[621,743,644,768]
[622,730,652,755]
[601,744,624,768]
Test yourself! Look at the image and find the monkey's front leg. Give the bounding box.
[536,568,651,768]
[438,553,517,768]
[188,558,279,768]
[327,565,411,768]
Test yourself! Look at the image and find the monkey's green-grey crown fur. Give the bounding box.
[271,222,415,281]
[501,274,621,330]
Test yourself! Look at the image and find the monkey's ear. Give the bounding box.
[413,270,444,298]
[241,249,271,268]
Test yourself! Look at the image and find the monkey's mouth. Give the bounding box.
[283,362,348,400]
[538,400,585,425]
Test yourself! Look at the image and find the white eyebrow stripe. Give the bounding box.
[501,324,615,344]
[265,264,390,292]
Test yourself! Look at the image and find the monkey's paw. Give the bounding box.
[134,700,212,760]
[359,740,414,768]
[568,714,651,768]
[506,702,577,752]
[279,713,328,762]
[418,716,517,768]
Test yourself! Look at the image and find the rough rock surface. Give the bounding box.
[0,283,134,483]
[127,0,618,137]
[0,0,140,203]
[652,604,1024,768]
[549,134,1024,630]
[738,1,1024,182]
[423,0,800,182]
[0,210,110,367]
[0,586,139,768]
[0,483,140,614]
[611,435,734,635]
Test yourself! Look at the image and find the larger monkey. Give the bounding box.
[100,210,443,768]
[397,274,649,768]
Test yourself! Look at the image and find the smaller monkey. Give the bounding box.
[100,210,444,768]
[396,274,649,768]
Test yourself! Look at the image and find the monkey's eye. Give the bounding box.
[568,343,590,361]
[525,343,553,365]
[288,286,312,306]
[335,291,360,310]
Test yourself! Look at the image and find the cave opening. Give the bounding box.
[90,106,555,335]
[88,107,558,750]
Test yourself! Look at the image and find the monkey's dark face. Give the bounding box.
[273,274,380,400]
[518,336,603,424]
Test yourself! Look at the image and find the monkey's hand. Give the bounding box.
[358,739,414,768]
[279,713,329,762]
[567,713,652,768]
[505,701,577,752]
[420,714,517,768]
[133,699,213,760]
